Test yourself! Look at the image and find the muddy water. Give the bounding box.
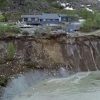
[1,70,100,100]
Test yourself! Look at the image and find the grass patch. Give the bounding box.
[0,14,6,22]
[7,42,16,61]
[0,23,20,36]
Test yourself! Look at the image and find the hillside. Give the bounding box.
[0,0,100,32]
[59,0,100,11]
[1,0,100,13]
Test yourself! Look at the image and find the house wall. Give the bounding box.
[66,22,81,32]
[61,16,69,22]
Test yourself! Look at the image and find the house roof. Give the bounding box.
[21,13,60,19]
[21,13,73,19]
[39,13,60,19]
[21,15,40,18]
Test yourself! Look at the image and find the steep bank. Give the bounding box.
[0,35,100,78]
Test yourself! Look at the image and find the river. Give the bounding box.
[1,69,100,100]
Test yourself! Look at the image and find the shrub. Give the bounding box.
[80,18,94,32]
[79,10,100,32]
[78,9,95,20]
[0,0,8,8]
[22,31,29,36]
[0,14,6,22]
[7,26,20,34]
[7,42,16,61]
[34,27,51,36]
[51,2,64,10]
[0,76,8,87]
[0,23,20,36]
[94,13,100,29]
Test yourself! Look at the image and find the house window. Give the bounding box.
[24,18,28,22]
[46,19,50,21]
[50,19,54,21]
[54,19,59,21]
[35,18,39,21]
[31,18,35,21]
[61,17,68,21]
[46,19,54,21]
[40,19,43,22]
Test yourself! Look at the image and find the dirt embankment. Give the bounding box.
[0,35,100,86]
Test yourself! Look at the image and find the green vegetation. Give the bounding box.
[0,14,6,22]
[80,18,94,32]
[34,26,51,36]
[0,23,20,36]
[5,12,21,21]
[51,2,64,10]
[0,76,8,87]
[79,10,100,32]
[0,13,8,22]
[0,0,99,32]
[78,9,94,19]
[0,0,8,8]
[7,42,16,61]
[22,31,29,36]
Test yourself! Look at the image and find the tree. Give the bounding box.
[0,0,7,8]
[80,18,95,32]
[94,13,100,29]
[78,9,95,20]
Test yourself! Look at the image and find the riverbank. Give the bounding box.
[0,34,100,88]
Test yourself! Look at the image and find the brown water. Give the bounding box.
[1,70,100,100]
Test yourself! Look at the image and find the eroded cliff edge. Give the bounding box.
[0,35,100,77]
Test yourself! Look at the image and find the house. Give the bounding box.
[19,13,81,34]
[21,15,41,25]
[66,22,82,33]
[38,13,60,26]
[20,13,76,26]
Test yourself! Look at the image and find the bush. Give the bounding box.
[78,9,95,20]
[22,31,29,36]
[0,76,8,87]
[94,13,100,29]
[34,27,51,36]
[79,10,100,32]
[0,0,8,9]
[0,23,20,36]
[80,18,94,32]
[7,43,16,61]
[0,14,6,22]
[51,2,64,9]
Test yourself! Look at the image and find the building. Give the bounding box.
[66,22,82,33]
[21,13,76,26]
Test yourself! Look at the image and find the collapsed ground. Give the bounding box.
[0,34,100,87]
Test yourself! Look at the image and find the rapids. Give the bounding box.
[1,70,100,100]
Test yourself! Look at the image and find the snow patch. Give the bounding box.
[60,3,66,7]
[57,1,74,10]
[59,2,70,7]
[66,3,70,5]
[85,7,94,13]
[81,5,85,7]
[64,6,74,10]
